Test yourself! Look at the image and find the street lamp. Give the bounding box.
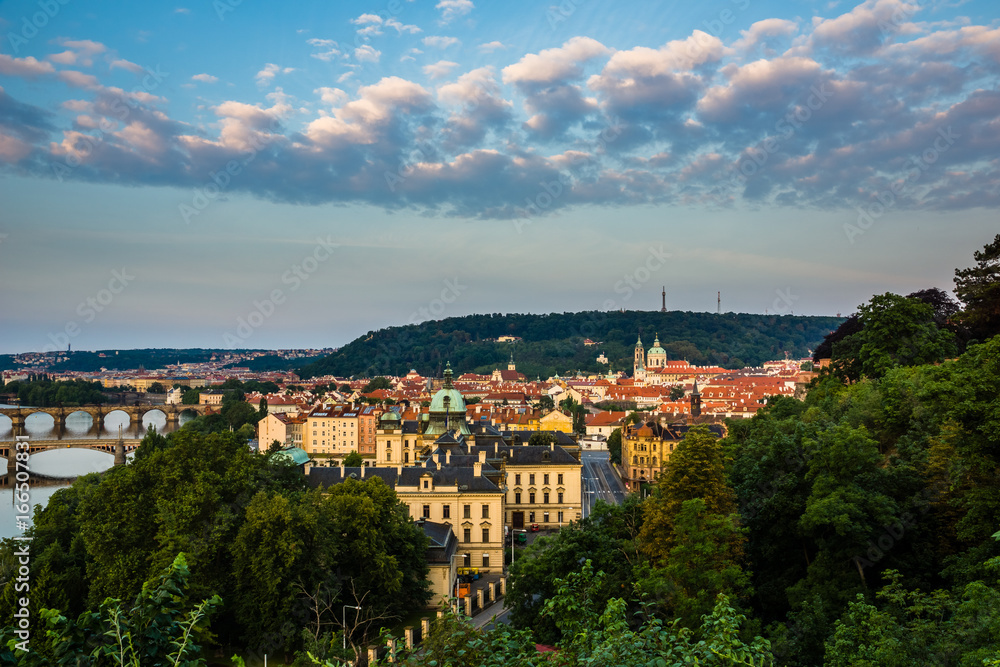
[342,605,361,651]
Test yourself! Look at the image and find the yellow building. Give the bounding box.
[375,411,422,465]
[621,419,724,490]
[308,455,505,575]
[538,409,574,433]
[305,404,362,458]
[503,441,583,530]
[257,412,305,449]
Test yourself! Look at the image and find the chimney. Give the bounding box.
[446,450,451,465]
[550,441,555,451]
[473,461,482,477]
[359,464,365,478]
[397,464,402,474]
[478,450,486,463]
[339,461,345,478]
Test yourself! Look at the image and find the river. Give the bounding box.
[0,404,194,539]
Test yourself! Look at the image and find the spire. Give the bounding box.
[443,361,454,389]
[661,286,666,313]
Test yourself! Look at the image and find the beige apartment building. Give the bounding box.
[257,412,305,449]
[502,442,583,529]
[308,454,505,574]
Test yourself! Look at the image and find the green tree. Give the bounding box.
[670,384,685,401]
[181,389,201,405]
[2,553,220,666]
[954,233,1000,340]
[833,293,957,381]
[506,496,644,644]
[536,395,554,410]
[639,426,736,564]
[361,376,392,393]
[342,451,363,467]
[527,432,556,447]
[636,498,751,629]
[607,427,623,465]
[147,382,165,394]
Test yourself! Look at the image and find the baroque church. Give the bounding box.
[632,334,667,381]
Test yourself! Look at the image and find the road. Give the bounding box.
[581,450,628,517]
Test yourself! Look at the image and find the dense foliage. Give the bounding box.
[0,430,430,660]
[1,377,107,406]
[297,311,844,379]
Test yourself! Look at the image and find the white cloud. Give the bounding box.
[423,36,461,49]
[255,63,295,87]
[436,0,474,24]
[191,73,218,83]
[307,38,341,61]
[478,41,507,52]
[109,59,146,75]
[54,39,107,67]
[502,36,609,87]
[48,51,77,65]
[315,86,349,107]
[354,45,382,63]
[175,7,190,13]
[423,60,459,80]
[0,54,55,78]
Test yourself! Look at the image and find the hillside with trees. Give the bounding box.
[298,310,844,379]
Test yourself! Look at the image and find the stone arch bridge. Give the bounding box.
[0,403,215,434]
[0,404,216,462]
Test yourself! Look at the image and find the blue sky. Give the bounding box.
[0,0,997,355]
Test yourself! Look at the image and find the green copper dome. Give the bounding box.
[648,334,666,356]
[429,362,466,414]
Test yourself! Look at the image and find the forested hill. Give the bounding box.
[297,310,844,379]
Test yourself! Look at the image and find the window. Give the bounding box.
[558,492,564,504]
[543,492,550,504]
[557,511,563,523]
[422,505,430,519]
[543,474,549,484]
[464,553,471,567]
[482,554,490,568]
[529,492,535,504]
[543,512,549,523]
[463,504,471,519]
[423,479,428,489]
[404,452,409,463]
[443,505,450,519]
[514,492,521,504]
[529,474,535,484]
[529,512,535,522]
[482,504,489,519]
[463,528,471,543]
[557,473,563,484]
[515,473,521,484]
[482,528,490,542]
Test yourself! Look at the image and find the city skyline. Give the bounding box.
[1,0,998,354]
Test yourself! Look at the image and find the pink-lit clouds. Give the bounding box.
[1,0,999,217]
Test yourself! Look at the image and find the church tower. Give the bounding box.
[508,351,516,371]
[690,379,702,418]
[633,335,646,382]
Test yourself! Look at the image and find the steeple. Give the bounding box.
[690,379,702,418]
[443,361,454,389]
[661,286,666,312]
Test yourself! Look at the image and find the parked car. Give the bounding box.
[514,530,528,544]
[530,523,540,532]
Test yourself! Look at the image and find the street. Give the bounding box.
[581,450,628,517]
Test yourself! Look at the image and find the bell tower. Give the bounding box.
[633,335,646,382]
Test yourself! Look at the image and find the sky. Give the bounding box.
[0,0,997,355]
